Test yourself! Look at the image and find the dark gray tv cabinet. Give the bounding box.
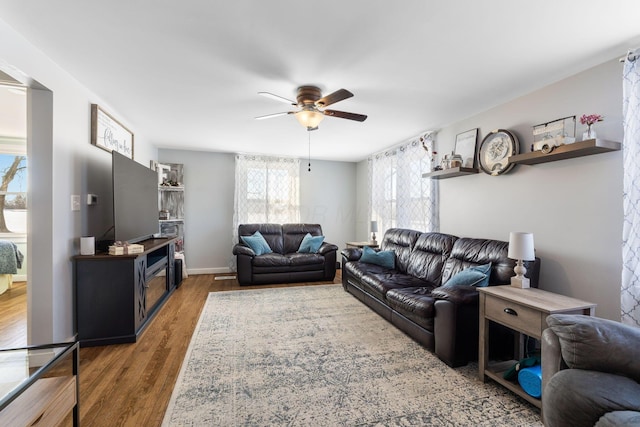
[74,237,177,346]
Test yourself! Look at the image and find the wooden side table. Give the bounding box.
[345,241,378,249]
[478,286,596,409]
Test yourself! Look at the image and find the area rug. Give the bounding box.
[162,284,542,426]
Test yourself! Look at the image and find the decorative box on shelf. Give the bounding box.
[531,116,576,154]
[108,243,144,255]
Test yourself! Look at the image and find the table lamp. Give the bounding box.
[507,232,535,288]
[371,221,378,244]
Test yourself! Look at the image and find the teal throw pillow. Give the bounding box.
[444,262,492,287]
[240,231,273,256]
[360,245,395,269]
[298,233,325,253]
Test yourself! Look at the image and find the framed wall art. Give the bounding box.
[454,128,478,168]
[91,104,134,159]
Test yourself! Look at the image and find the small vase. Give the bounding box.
[583,124,597,141]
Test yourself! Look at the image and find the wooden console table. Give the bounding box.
[0,341,79,426]
[478,286,596,409]
[74,237,177,346]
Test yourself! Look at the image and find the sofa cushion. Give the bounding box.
[239,224,284,254]
[360,246,395,269]
[380,228,422,274]
[360,271,434,301]
[283,223,323,254]
[407,232,458,285]
[298,233,325,253]
[240,231,273,256]
[596,411,640,427]
[345,260,432,300]
[252,252,326,274]
[546,314,640,383]
[344,260,389,282]
[441,238,513,285]
[252,252,289,267]
[444,263,492,287]
[543,369,640,427]
[386,287,438,330]
[286,252,324,266]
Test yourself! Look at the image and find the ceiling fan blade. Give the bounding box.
[316,89,353,107]
[255,111,294,120]
[323,109,367,122]
[258,92,297,106]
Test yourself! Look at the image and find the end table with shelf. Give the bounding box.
[478,286,596,409]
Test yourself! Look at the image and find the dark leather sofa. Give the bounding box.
[341,228,540,367]
[233,223,338,285]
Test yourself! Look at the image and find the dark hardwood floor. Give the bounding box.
[0,272,342,426]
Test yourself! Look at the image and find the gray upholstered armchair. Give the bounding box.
[541,314,640,427]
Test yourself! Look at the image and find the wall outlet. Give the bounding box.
[71,194,80,211]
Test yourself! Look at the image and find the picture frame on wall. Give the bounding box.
[454,128,478,168]
[91,104,134,159]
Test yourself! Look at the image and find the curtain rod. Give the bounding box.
[619,49,639,63]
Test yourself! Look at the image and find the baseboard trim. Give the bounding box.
[188,267,233,275]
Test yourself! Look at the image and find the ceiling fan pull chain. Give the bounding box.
[308,131,311,172]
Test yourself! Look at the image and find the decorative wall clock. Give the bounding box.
[478,129,519,176]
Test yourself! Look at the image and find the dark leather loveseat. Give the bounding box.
[233,223,338,285]
[341,228,540,367]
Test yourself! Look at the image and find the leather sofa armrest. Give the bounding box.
[341,247,362,262]
[431,284,479,305]
[542,327,565,397]
[318,242,338,255]
[233,244,255,257]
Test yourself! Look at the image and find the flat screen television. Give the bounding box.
[112,151,159,243]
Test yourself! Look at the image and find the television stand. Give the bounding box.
[74,237,177,346]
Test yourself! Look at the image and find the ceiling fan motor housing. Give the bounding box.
[296,85,322,106]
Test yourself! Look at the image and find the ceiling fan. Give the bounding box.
[255,85,367,131]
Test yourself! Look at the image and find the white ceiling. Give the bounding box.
[1,1,640,162]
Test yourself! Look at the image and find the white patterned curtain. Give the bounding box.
[369,132,438,238]
[231,154,300,269]
[622,48,640,326]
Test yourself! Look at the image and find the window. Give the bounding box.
[369,136,438,237]
[231,154,300,269]
[0,151,26,235]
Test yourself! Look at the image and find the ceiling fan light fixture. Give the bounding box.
[295,107,325,130]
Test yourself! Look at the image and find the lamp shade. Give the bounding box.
[370,220,378,232]
[295,108,325,129]
[508,232,535,261]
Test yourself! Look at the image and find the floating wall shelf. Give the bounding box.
[508,139,621,166]
[422,166,479,179]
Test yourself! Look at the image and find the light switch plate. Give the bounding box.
[71,195,80,211]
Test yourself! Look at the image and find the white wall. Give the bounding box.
[159,149,358,272]
[299,159,357,247]
[0,18,156,344]
[357,58,624,321]
[158,150,235,273]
